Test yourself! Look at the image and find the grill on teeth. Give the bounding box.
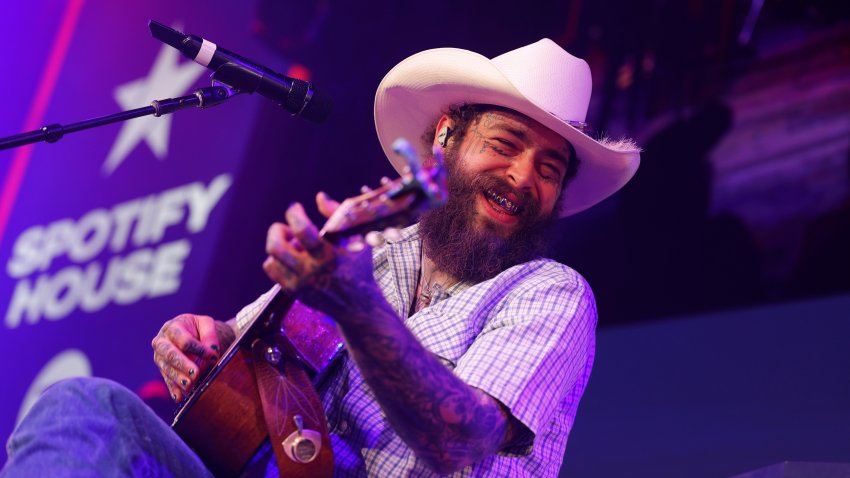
[485,189,519,214]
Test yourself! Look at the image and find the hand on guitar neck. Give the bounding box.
[263,192,385,321]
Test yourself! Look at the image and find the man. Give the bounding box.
[2,39,639,477]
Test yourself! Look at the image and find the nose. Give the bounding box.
[506,155,535,191]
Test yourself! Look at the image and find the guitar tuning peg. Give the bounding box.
[365,231,385,247]
[383,227,402,243]
[392,138,422,175]
[345,238,367,252]
[360,185,372,194]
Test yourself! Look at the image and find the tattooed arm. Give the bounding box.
[264,200,521,473]
[339,292,521,473]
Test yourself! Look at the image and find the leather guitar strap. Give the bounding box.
[250,334,334,478]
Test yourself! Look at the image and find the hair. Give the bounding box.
[420,103,581,188]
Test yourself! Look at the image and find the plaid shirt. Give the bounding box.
[237,225,596,477]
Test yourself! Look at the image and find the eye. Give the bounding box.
[540,163,564,183]
[484,138,510,156]
[488,138,517,155]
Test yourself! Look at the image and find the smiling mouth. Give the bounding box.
[484,188,521,215]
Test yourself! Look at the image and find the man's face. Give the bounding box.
[418,107,572,282]
[448,109,570,236]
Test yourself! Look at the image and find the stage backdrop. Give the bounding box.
[0,0,310,460]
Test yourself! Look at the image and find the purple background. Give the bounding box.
[0,0,293,461]
[1,0,849,474]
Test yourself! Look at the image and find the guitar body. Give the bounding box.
[173,293,344,477]
[172,346,268,477]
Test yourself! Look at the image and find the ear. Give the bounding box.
[433,115,455,149]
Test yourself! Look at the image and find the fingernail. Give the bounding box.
[188,368,195,376]
[210,354,219,362]
[211,344,219,352]
[181,379,188,387]
[171,393,177,401]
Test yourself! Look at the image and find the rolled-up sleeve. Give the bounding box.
[453,269,597,441]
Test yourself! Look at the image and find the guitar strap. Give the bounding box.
[250,333,334,478]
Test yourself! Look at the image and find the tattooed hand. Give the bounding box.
[151,314,236,402]
[263,193,383,321]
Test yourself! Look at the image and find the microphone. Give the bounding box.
[148,20,331,123]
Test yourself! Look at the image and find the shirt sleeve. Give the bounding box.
[452,267,597,443]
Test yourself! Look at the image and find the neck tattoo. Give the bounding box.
[413,253,459,314]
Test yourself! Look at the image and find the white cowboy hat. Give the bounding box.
[374,38,640,217]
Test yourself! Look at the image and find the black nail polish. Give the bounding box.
[181,379,188,387]
[211,344,219,351]
[171,393,177,401]
[188,368,195,376]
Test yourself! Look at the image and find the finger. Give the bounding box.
[266,231,306,275]
[263,255,299,291]
[162,318,209,362]
[267,222,293,254]
[165,378,187,403]
[152,336,178,401]
[153,352,178,401]
[316,191,340,219]
[166,381,180,402]
[160,371,181,402]
[285,203,322,254]
[193,315,222,359]
[154,350,193,397]
[266,221,308,274]
[152,336,198,387]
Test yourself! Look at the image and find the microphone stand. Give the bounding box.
[0,84,238,151]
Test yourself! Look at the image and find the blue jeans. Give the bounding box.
[1,377,215,478]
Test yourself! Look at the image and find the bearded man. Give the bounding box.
[1,39,639,477]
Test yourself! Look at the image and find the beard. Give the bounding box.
[418,150,559,283]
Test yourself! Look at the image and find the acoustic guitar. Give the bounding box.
[171,140,445,477]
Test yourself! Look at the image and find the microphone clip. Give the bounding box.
[149,85,240,117]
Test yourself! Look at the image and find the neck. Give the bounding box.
[412,250,460,315]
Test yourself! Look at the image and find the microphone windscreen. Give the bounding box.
[301,89,332,123]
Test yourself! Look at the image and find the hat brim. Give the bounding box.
[374,47,640,217]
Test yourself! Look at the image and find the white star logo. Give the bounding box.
[103,37,206,176]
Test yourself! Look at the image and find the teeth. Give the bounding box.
[485,189,519,214]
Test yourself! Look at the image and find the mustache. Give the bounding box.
[465,173,542,222]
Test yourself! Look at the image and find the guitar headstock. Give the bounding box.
[319,139,446,243]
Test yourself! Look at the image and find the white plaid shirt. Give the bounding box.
[237,225,596,477]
